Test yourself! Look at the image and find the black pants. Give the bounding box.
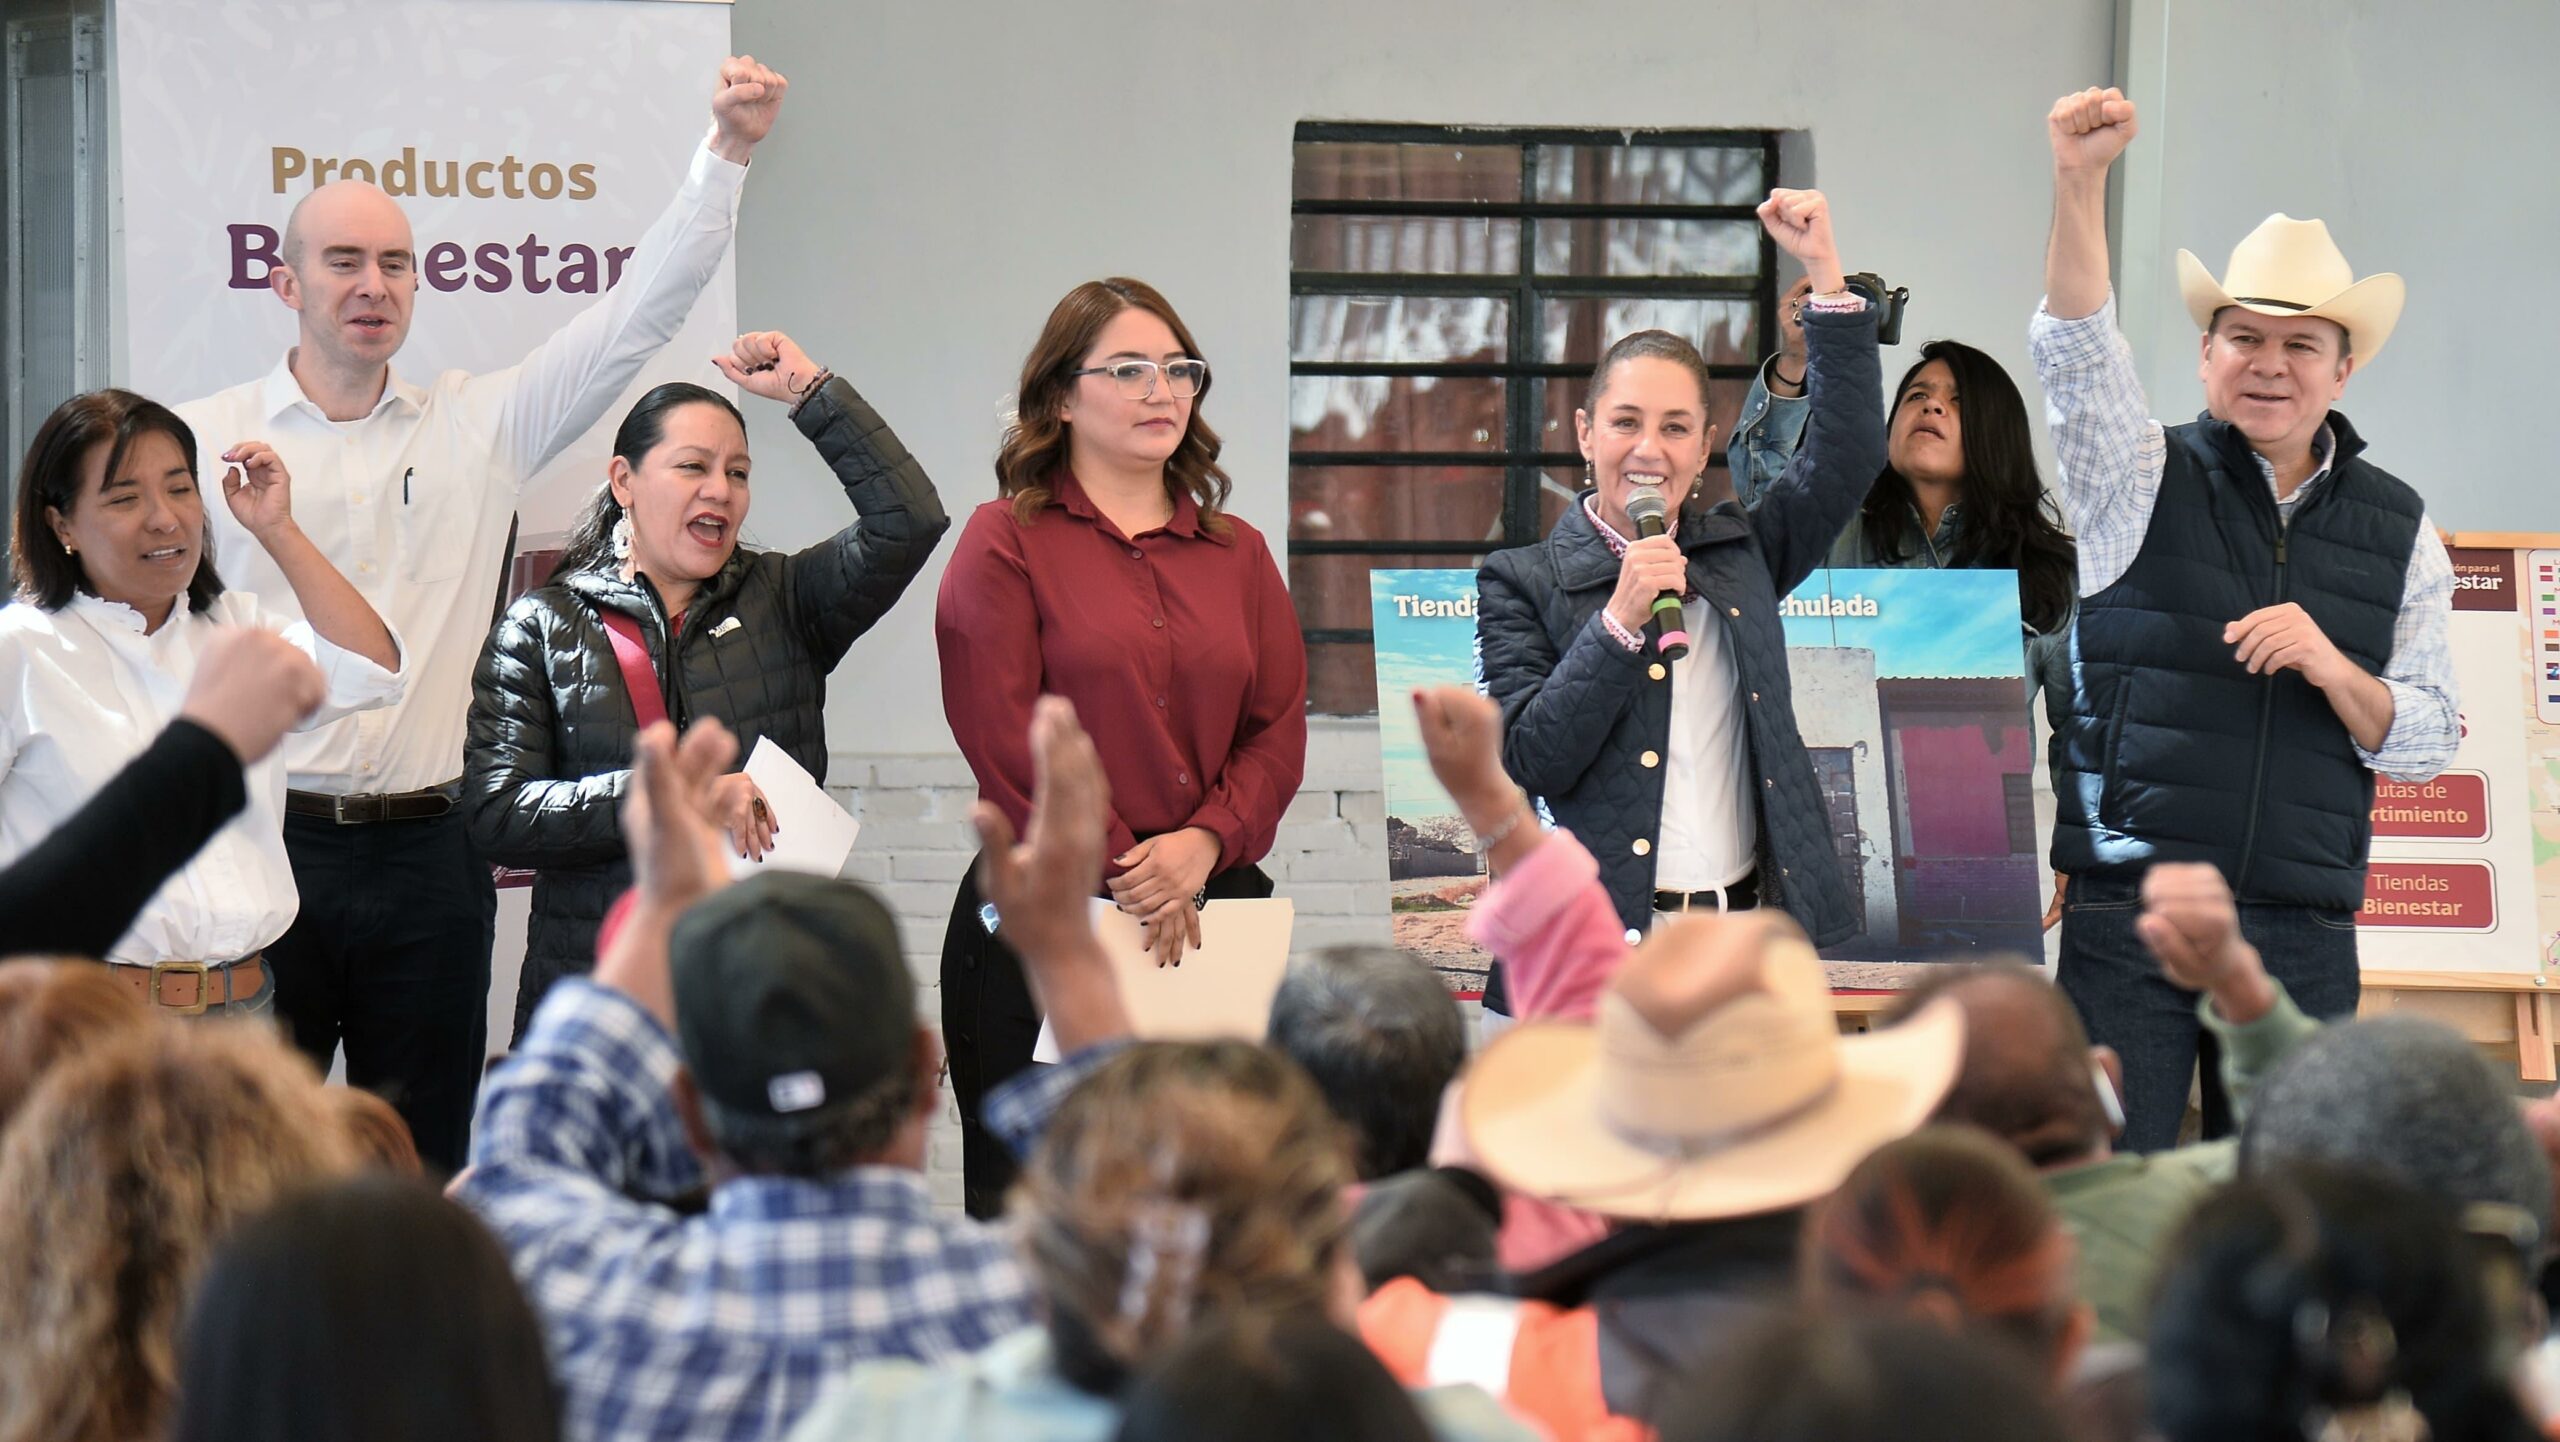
[269,810,496,1175]
[941,855,1273,1219]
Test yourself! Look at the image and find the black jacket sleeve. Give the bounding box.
[0,720,245,957]
[463,599,631,869]
[780,375,952,670]
[1748,306,1888,596]
[1478,553,1652,798]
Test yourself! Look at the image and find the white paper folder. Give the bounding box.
[724,737,863,881]
[1031,898,1296,1063]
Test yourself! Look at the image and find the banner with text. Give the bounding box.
[115,0,737,540]
[2356,544,2560,975]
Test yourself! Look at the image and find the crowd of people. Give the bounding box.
[0,48,2512,1442]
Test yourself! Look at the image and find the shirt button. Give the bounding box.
[1129,548,1143,560]
[1152,616,1165,628]
[1624,929,1643,945]
[1631,838,1651,857]
[1155,695,1167,708]
[359,562,375,574]
[1727,606,1740,618]
[1176,771,1189,784]
[1640,750,1660,768]
[1647,663,1668,681]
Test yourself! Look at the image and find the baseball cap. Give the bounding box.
[668,873,916,1134]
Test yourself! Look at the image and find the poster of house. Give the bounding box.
[1367,565,2045,999]
[1778,568,2044,960]
[1368,569,1497,998]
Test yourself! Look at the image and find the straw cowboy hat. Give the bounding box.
[2176,214,2405,363]
[1460,913,1964,1222]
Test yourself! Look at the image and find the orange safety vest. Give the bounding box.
[1360,1277,1653,1442]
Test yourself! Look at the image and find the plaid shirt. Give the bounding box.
[2028,295,2457,782]
[461,980,1101,1442]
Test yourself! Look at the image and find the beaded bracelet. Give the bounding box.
[1474,793,1534,849]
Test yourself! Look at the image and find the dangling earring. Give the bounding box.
[609,507,633,562]
[1582,461,1595,489]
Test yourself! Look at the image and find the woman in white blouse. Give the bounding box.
[0,389,404,1012]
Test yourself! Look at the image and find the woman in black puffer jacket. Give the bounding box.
[465,330,947,1037]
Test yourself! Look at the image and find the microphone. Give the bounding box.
[1623,490,1690,662]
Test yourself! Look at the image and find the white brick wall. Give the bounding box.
[828,715,1391,1212]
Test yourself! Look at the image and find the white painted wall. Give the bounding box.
[2114,0,2560,533]
[727,0,2122,753]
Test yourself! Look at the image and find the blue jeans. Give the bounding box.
[2056,873,2360,1152]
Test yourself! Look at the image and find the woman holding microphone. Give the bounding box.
[937,277,1307,1218]
[1474,189,1885,1018]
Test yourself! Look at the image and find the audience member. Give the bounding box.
[1349,1165,1505,1294]
[332,1085,425,1177]
[1884,860,2322,1340]
[2150,1164,2541,1442]
[1114,1310,1439,1442]
[0,1024,353,1442]
[460,699,1136,1442]
[1268,944,1466,1180]
[1803,1126,2093,1388]
[0,956,153,1131]
[785,1040,1532,1442]
[1359,689,1964,1437]
[938,275,1307,1216]
[0,627,324,957]
[2243,1016,2554,1245]
[1654,1310,2073,1442]
[467,331,947,1037]
[172,1175,556,1442]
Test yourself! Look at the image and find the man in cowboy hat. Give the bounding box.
[2030,86,2457,1153]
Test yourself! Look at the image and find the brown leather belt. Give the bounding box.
[109,955,266,1015]
[286,782,459,825]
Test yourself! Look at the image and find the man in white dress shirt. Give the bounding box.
[178,56,788,1171]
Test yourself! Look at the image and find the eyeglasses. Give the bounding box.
[1068,359,1209,400]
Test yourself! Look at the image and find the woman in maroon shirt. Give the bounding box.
[937,277,1308,1216]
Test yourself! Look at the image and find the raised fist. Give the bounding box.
[2048,86,2138,173]
[178,627,327,764]
[708,55,788,162]
[713,331,823,406]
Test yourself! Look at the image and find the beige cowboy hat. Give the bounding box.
[1460,912,1964,1222]
[2176,214,2405,363]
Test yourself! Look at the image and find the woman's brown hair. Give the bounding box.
[0,1024,353,1442]
[1803,1126,2081,1375]
[994,278,1231,535]
[1012,1041,1352,1394]
[0,956,156,1132]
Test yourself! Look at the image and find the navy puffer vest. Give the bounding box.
[2050,412,2420,909]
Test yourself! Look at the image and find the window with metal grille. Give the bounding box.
[1288,122,1784,714]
